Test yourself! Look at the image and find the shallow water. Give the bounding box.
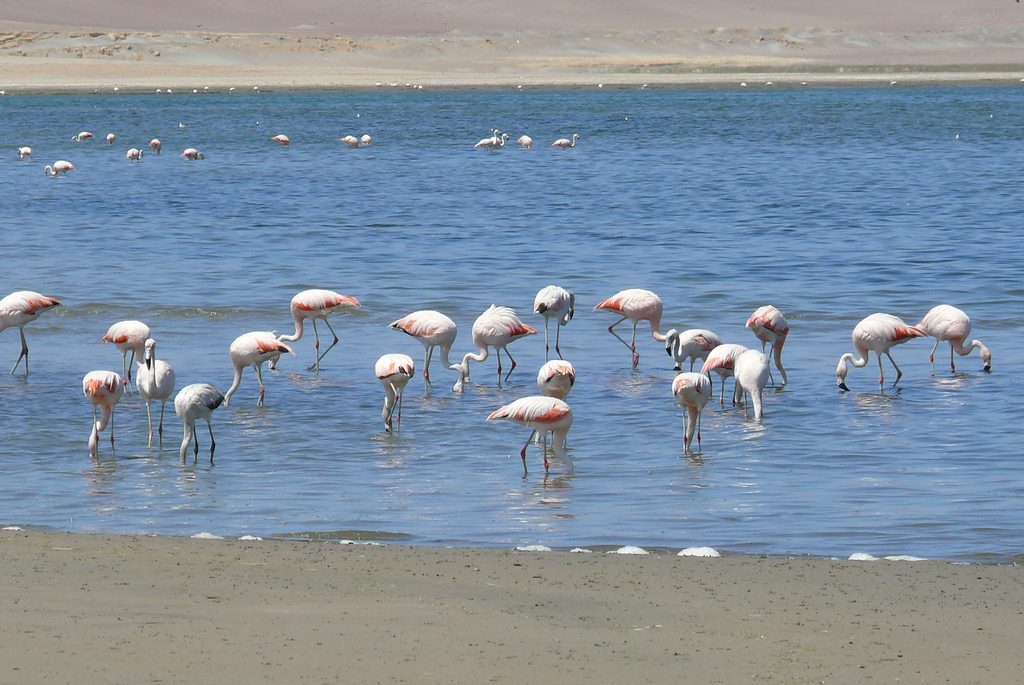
[1,85,1022,561]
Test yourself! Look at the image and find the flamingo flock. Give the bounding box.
[0,283,993,472]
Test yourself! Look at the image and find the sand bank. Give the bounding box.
[0,529,1021,683]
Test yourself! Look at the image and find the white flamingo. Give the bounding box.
[915,304,991,373]
[375,354,415,432]
[83,371,124,457]
[836,313,925,391]
[672,372,712,453]
[174,383,225,463]
[551,133,579,148]
[733,349,769,419]
[533,285,575,360]
[664,328,722,372]
[137,339,176,447]
[388,310,457,387]
[451,305,537,392]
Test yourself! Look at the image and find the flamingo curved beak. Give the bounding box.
[838,381,850,392]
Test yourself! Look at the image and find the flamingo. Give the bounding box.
[0,290,62,375]
[149,138,161,154]
[73,131,94,141]
[126,148,144,161]
[273,289,361,373]
[44,161,74,176]
[836,313,925,391]
[137,338,176,448]
[181,148,204,160]
[475,131,508,149]
[915,304,991,373]
[537,359,575,400]
[360,134,372,145]
[224,331,294,406]
[700,343,749,404]
[83,370,124,457]
[271,134,290,145]
[487,396,573,476]
[174,383,225,463]
[593,289,668,369]
[517,135,533,149]
[18,146,31,159]
[672,372,712,453]
[105,132,116,145]
[746,305,789,385]
[551,133,579,148]
[339,135,360,147]
[388,310,457,386]
[101,320,150,393]
[664,328,722,372]
[533,285,575,360]
[451,305,537,392]
[733,349,769,419]
[375,353,415,432]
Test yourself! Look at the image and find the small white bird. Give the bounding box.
[174,383,225,463]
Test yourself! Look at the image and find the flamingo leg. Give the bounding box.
[886,350,904,387]
[126,350,136,391]
[876,352,886,389]
[192,425,199,463]
[606,316,638,365]
[544,318,551,361]
[207,421,216,464]
[554,323,563,360]
[503,347,518,383]
[109,409,116,447]
[928,339,939,373]
[254,363,266,406]
[11,327,29,375]
[495,347,503,386]
[630,322,640,369]
[158,401,166,447]
[696,409,703,453]
[423,345,434,384]
[766,342,777,387]
[120,351,129,392]
[145,400,154,447]
[309,318,341,372]
[396,386,404,429]
[543,431,550,473]
[520,432,532,476]
[949,342,956,373]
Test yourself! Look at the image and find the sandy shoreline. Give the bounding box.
[0,529,1021,683]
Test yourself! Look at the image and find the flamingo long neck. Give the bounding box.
[382,384,398,421]
[179,421,193,461]
[95,405,113,432]
[224,365,244,404]
[684,407,699,452]
[550,428,569,457]
[772,336,787,382]
[952,338,986,358]
[649,315,667,343]
[450,346,489,392]
[438,344,455,370]
[277,316,304,342]
[750,388,763,420]
[840,351,869,369]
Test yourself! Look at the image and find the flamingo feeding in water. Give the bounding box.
[174,383,225,463]
[181,148,204,160]
[137,338,176,447]
[44,161,74,176]
[733,349,770,419]
[537,359,576,400]
[83,370,124,457]
[101,320,150,393]
[73,131,94,142]
[105,132,116,145]
[664,328,721,372]
[149,138,161,154]
[593,289,668,369]
[126,148,143,161]
[451,305,537,392]
[18,146,31,159]
[360,134,372,145]
[746,305,789,385]
[836,313,925,391]
[475,131,508,149]
[700,343,749,404]
[339,135,360,147]
[487,395,573,476]
[915,304,991,373]
[516,135,533,148]
[375,353,415,432]
[533,285,575,360]
[388,310,457,387]
[272,289,361,373]
[551,133,579,148]
[224,331,294,406]
[0,290,62,375]
[271,134,290,145]
[672,372,712,453]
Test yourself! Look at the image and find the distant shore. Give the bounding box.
[0,529,1021,682]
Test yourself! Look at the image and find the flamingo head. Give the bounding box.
[979,343,992,372]
[836,356,850,391]
[664,328,681,369]
[143,338,157,370]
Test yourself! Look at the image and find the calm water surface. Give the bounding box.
[1,86,1022,561]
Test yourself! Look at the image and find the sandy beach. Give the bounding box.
[1,0,1023,89]
[0,529,1019,682]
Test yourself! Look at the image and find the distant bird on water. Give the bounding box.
[375,353,415,432]
[174,383,225,463]
[487,395,573,476]
[83,370,124,457]
[451,305,537,392]
[533,285,575,360]
[836,313,925,391]
[44,161,75,176]
[224,331,294,407]
[388,310,457,387]
[746,305,789,385]
[18,146,31,159]
[126,148,144,161]
[271,134,290,145]
[516,135,533,149]
[672,372,712,453]
[272,289,361,373]
[105,132,116,145]
[149,138,161,154]
[551,133,579,148]
[339,135,360,147]
[181,148,204,160]
[73,131,94,142]
[915,304,991,373]
[593,289,668,369]
[101,320,150,393]
[0,290,62,375]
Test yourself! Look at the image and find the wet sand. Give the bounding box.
[1,529,1021,682]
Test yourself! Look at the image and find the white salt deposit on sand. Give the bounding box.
[678,547,721,557]
[609,545,649,555]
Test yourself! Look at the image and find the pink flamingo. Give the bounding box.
[375,353,415,432]
[451,305,537,392]
[388,310,457,386]
[339,135,360,147]
[101,320,150,393]
[271,134,290,145]
[836,313,925,391]
[487,396,573,476]
[224,331,294,407]
[664,328,721,372]
[593,288,668,369]
[149,138,161,154]
[73,131,94,141]
[533,285,575,360]
[700,343,749,404]
[551,133,580,148]
[105,132,116,145]
[273,289,361,373]
[746,305,789,385]
[360,134,372,145]
[516,135,533,149]
[0,290,62,375]
[83,370,124,457]
[181,148,204,160]
[915,304,991,373]
[126,148,144,161]
[18,146,31,159]
[44,161,74,176]
[174,383,225,463]
[672,372,712,453]
[733,349,769,419]
[537,359,575,400]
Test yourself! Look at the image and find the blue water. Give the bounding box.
[1,85,1022,562]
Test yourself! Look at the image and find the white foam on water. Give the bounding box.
[2,526,23,531]
[884,555,928,561]
[609,545,649,555]
[677,546,720,557]
[190,532,224,540]
[848,552,879,561]
[338,539,382,546]
[515,544,552,552]
[238,535,263,541]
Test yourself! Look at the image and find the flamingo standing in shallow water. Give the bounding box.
[533,285,575,360]
[915,304,991,373]
[537,359,575,400]
[0,290,62,375]
[593,289,668,369]
[271,134,290,145]
[126,148,143,161]
[836,313,925,391]
[664,328,721,372]
[137,339,175,447]
[44,161,74,176]
[101,320,150,392]
[83,371,124,457]
[475,131,508,149]
[181,148,204,160]
[174,383,225,463]
[733,349,770,419]
[672,372,712,453]
[224,331,294,406]
[451,305,537,392]
[73,131,94,142]
[105,133,116,145]
[375,353,415,432]
[339,135,360,147]
[18,146,31,159]
[700,343,749,404]
[551,133,579,148]
[360,134,372,145]
[746,305,789,385]
[487,396,573,476]
[516,135,533,149]
[149,138,161,154]
[388,310,457,387]
[272,289,360,373]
